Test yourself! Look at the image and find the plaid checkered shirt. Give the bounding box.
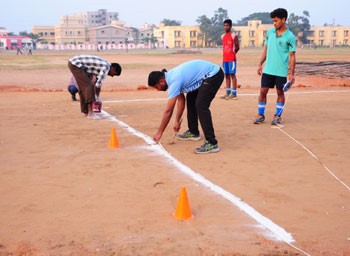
[69,55,111,88]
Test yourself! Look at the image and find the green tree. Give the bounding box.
[196,15,212,47]
[142,35,158,48]
[235,12,271,25]
[287,11,311,44]
[160,19,182,26]
[19,30,45,48]
[196,8,229,47]
[211,8,229,45]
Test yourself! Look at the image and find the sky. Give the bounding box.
[1,0,349,34]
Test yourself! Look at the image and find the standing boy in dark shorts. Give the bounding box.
[254,8,296,125]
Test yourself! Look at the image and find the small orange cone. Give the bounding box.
[174,186,193,220]
[108,128,120,148]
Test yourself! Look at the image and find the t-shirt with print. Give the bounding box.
[166,60,220,99]
[263,28,296,77]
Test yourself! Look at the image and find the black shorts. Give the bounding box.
[261,73,287,90]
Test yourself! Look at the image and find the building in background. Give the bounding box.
[29,9,349,49]
[32,9,119,46]
[138,23,157,48]
[88,20,128,47]
[0,27,8,36]
[233,20,273,48]
[87,9,119,27]
[31,25,55,44]
[54,14,87,45]
[153,23,201,48]
[307,25,350,47]
[0,35,33,50]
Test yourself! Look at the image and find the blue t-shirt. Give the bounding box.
[263,28,296,77]
[166,60,220,99]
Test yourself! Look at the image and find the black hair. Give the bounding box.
[223,19,232,27]
[111,63,122,76]
[270,8,288,20]
[148,69,167,86]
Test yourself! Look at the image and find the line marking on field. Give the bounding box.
[271,90,350,193]
[104,98,167,103]
[97,110,311,256]
[273,126,350,192]
[102,89,350,104]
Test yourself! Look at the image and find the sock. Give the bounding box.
[275,102,285,116]
[231,89,237,96]
[258,102,266,116]
[226,87,231,95]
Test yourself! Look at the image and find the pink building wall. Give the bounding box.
[0,36,32,49]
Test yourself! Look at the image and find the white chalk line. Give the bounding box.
[102,89,350,104]
[275,126,350,192]
[271,89,350,193]
[97,110,314,256]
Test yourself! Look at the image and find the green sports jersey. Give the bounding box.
[263,28,296,77]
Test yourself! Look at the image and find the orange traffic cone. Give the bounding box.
[174,186,193,220]
[108,128,120,148]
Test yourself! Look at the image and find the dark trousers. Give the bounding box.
[186,68,224,145]
[68,62,95,114]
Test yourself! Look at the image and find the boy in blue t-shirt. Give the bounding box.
[254,8,296,125]
[148,60,224,154]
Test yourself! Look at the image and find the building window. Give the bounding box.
[175,41,181,47]
[249,40,255,47]
[249,31,255,37]
[77,31,81,35]
[263,31,267,37]
[344,30,349,37]
[190,41,197,47]
[344,39,348,45]
[174,31,181,37]
[319,40,324,46]
[332,31,337,37]
[319,30,325,37]
[190,31,197,37]
[50,32,55,36]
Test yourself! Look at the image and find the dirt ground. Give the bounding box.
[0,49,349,256]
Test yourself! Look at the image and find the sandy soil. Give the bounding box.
[0,50,349,256]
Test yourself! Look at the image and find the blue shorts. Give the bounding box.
[67,85,79,94]
[261,73,287,90]
[222,61,237,75]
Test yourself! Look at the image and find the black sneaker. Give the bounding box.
[72,94,77,101]
[254,115,265,124]
[271,115,282,125]
[176,130,201,141]
[194,141,220,154]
